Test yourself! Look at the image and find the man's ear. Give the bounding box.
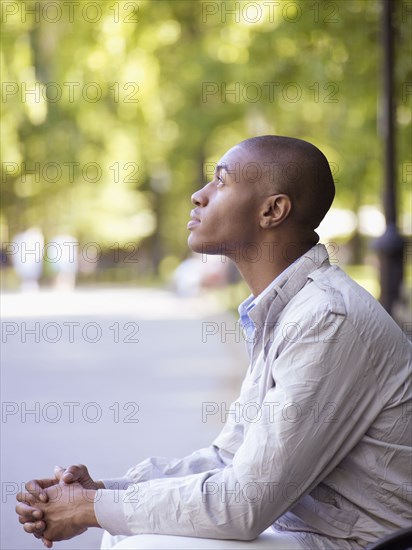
[259,194,292,228]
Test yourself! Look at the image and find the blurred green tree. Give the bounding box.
[1,0,410,277]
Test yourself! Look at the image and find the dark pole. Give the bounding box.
[373,0,404,314]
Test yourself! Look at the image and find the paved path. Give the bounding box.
[1,288,248,550]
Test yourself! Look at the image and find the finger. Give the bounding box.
[26,479,56,502]
[53,466,66,482]
[31,524,47,539]
[16,492,38,505]
[61,463,88,484]
[23,523,35,534]
[16,503,43,522]
[42,538,53,548]
[43,483,62,502]
[18,510,43,524]
[16,502,35,516]
[19,516,35,525]
[61,463,84,482]
[34,521,46,532]
[23,520,46,534]
[26,478,56,491]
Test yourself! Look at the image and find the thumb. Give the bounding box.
[54,466,66,482]
[60,466,80,484]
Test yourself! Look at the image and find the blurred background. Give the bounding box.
[0,1,411,548]
[1,0,411,309]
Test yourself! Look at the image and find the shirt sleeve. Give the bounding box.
[100,478,134,490]
[94,308,384,540]
[100,446,231,491]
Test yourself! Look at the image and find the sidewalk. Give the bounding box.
[1,288,248,550]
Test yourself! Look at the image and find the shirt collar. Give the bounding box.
[238,258,297,327]
[238,244,330,327]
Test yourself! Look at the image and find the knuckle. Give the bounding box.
[25,479,37,490]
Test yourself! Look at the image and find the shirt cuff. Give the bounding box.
[101,477,133,490]
[94,489,132,535]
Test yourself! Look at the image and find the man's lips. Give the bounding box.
[187,211,201,229]
[187,218,201,229]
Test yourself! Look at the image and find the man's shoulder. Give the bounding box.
[286,263,407,347]
[292,263,384,318]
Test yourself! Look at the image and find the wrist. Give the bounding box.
[75,489,99,529]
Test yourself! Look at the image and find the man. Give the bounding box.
[16,136,411,549]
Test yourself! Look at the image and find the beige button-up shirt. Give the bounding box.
[94,244,411,549]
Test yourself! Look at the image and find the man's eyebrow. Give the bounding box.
[215,163,228,172]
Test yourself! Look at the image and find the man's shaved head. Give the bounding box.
[238,135,335,233]
[189,135,335,273]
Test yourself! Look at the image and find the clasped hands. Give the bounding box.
[15,464,102,548]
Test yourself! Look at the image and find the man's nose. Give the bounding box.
[191,185,209,207]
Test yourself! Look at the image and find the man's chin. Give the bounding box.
[187,233,201,253]
[187,234,221,255]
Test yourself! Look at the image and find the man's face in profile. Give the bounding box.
[187,145,263,256]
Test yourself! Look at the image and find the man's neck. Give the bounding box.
[234,241,314,297]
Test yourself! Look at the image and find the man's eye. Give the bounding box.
[216,175,225,185]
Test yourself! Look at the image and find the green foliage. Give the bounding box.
[1,0,410,270]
